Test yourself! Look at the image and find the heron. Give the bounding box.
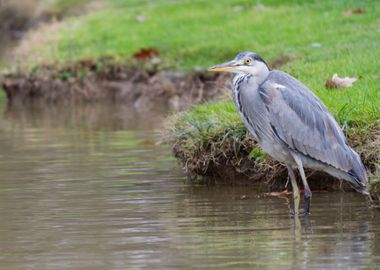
[208,52,368,215]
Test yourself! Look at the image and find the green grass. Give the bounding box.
[168,101,244,148]
[24,0,379,124]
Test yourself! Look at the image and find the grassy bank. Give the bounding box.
[10,0,380,121]
[165,100,380,196]
[153,1,378,198]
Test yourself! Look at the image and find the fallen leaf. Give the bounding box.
[265,189,291,197]
[343,9,367,16]
[132,48,160,60]
[325,73,358,89]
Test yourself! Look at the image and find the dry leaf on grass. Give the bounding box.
[325,73,358,89]
[132,48,160,60]
[343,9,367,16]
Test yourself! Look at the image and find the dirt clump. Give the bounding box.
[169,127,358,192]
[269,55,297,69]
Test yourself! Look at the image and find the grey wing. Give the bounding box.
[259,71,362,177]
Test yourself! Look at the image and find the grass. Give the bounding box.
[14,0,380,123]
[170,101,244,145]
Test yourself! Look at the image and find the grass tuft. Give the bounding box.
[165,101,380,194]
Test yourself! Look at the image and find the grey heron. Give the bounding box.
[208,52,368,215]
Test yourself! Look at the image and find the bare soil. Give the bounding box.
[1,59,230,111]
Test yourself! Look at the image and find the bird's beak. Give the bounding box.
[208,60,238,72]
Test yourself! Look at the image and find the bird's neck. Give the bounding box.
[233,70,268,88]
[252,66,270,85]
[236,63,270,85]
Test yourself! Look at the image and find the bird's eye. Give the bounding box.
[244,59,252,65]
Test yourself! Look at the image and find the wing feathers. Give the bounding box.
[259,71,356,173]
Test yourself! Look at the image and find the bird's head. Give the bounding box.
[208,52,270,76]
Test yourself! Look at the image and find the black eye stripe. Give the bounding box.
[253,54,265,62]
[235,52,271,70]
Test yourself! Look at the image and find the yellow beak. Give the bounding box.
[208,60,238,72]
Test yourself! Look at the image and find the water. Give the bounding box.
[0,102,379,270]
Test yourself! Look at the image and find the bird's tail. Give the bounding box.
[346,148,368,195]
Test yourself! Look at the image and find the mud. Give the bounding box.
[0,1,36,42]
[0,51,297,110]
[170,121,380,198]
[1,59,229,111]
[172,131,359,192]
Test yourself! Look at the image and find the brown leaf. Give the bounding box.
[132,48,160,60]
[325,73,358,89]
[343,9,367,16]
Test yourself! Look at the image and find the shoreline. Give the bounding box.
[0,59,228,110]
[164,101,380,203]
[1,58,379,204]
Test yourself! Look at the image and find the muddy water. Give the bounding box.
[0,102,379,270]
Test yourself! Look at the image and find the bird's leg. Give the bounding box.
[286,165,300,216]
[292,156,312,215]
[299,167,311,215]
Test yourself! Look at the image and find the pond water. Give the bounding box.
[0,102,379,270]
